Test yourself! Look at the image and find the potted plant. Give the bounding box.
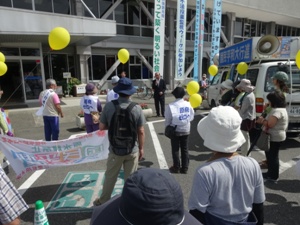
[139,103,153,118]
[76,111,85,129]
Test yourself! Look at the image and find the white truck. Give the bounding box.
[207,35,300,133]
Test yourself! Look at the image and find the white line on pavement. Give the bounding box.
[18,169,45,196]
[257,150,300,174]
[147,122,169,169]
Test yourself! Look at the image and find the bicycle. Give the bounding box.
[136,84,153,100]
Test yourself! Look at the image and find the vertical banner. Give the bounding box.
[210,0,222,65]
[193,0,201,81]
[153,0,166,76]
[175,0,187,80]
[193,0,206,81]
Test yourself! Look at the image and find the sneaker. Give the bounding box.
[180,168,188,174]
[93,198,102,206]
[262,172,278,183]
[169,166,180,174]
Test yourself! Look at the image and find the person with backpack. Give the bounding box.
[93,77,146,206]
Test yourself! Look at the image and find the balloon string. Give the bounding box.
[1,50,52,108]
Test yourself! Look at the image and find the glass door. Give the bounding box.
[22,60,43,100]
[0,61,23,106]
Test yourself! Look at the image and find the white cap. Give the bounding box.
[111,76,120,84]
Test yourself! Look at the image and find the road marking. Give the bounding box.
[18,169,46,196]
[147,122,168,169]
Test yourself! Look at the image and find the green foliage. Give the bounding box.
[59,77,81,95]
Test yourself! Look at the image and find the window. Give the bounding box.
[0,0,12,7]
[83,0,99,18]
[35,0,53,12]
[237,69,259,87]
[88,55,106,81]
[100,0,113,19]
[21,48,40,56]
[13,0,33,10]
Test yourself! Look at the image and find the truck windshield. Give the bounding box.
[237,69,259,86]
[265,65,300,93]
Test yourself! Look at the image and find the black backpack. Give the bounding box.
[108,100,138,156]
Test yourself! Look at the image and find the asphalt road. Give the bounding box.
[3,99,300,225]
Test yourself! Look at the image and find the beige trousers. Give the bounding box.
[99,151,139,204]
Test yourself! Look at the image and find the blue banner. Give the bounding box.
[193,0,200,80]
[193,0,206,81]
[219,38,253,66]
[210,0,222,65]
[175,0,187,80]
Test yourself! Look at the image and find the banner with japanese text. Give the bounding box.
[210,0,222,65]
[0,131,109,179]
[175,0,187,80]
[193,0,206,81]
[153,0,166,75]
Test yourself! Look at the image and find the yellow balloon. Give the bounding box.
[208,65,218,76]
[0,52,5,62]
[296,50,300,70]
[237,62,248,75]
[189,93,202,108]
[0,62,8,76]
[187,81,200,95]
[118,48,130,64]
[48,27,70,50]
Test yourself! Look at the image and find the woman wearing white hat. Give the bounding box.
[188,106,265,225]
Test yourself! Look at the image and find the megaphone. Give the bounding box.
[256,35,280,55]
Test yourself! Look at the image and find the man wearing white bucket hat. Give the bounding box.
[188,106,265,225]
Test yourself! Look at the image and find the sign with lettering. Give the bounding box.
[175,0,187,79]
[219,38,253,66]
[153,0,166,75]
[210,0,222,65]
[0,131,109,179]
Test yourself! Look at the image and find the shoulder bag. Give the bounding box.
[256,128,270,151]
[165,125,177,139]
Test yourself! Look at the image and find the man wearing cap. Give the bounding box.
[91,168,203,225]
[80,83,102,133]
[38,79,63,141]
[106,76,119,102]
[188,106,265,225]
[152,72,166,117]
[93,77,146,206]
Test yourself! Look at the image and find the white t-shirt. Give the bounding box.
[188,155,265,222]
[266,108,288,142]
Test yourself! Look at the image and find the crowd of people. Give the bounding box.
[0,70,291,225]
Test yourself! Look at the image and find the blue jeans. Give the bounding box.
[43,116,59,141]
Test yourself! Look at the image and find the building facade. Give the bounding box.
[0,0,300,105]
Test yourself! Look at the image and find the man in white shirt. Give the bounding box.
[106,76,119,102]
